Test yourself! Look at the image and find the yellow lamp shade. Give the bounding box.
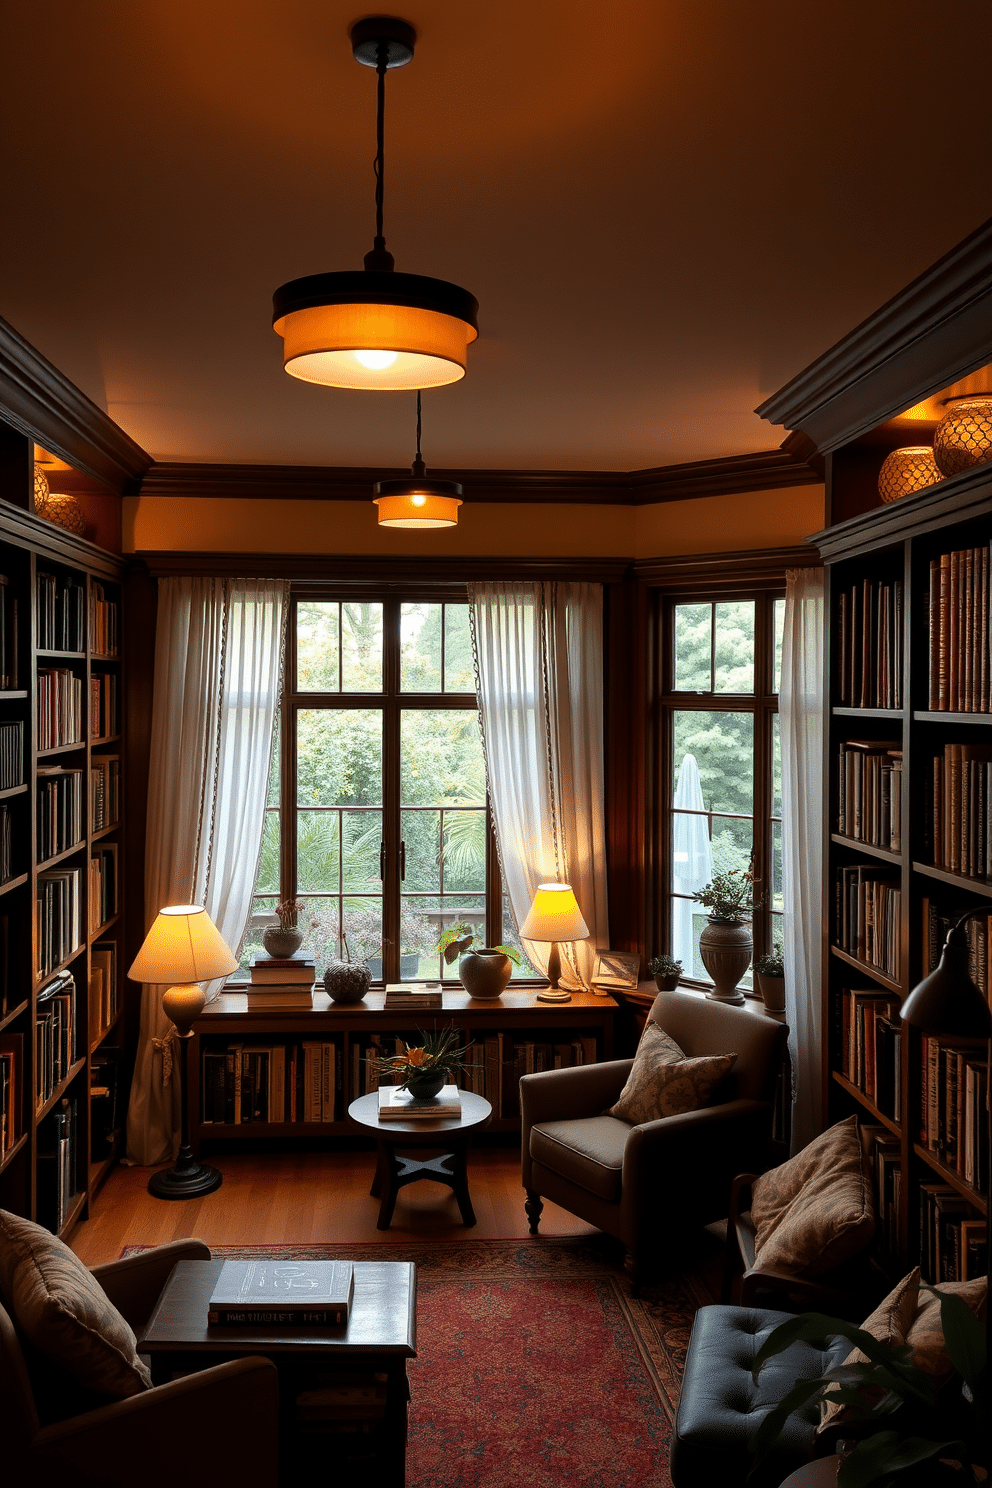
[520,884,589,943]
[877,446,941,503]
[374,490,462,528]
[272,271,479,391]
[128,904,238,985]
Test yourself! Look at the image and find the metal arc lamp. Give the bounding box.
[272,16,479,390]
[520,883,589,1004]
[374,391,462,527]
[128,904,238,1200]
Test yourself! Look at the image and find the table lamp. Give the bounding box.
[128,903,238,1200]
[520,883,589,1004]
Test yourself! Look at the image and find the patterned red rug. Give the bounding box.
[124,1236,712,1488]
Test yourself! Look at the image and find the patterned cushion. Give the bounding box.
[0,1208,152,1399]
[906,1275,986,1385]
[819,1267,920,1430]
[606,1022,736,1125]
[751,1116,875,1278]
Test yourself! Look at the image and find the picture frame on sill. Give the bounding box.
[591,949,640,996]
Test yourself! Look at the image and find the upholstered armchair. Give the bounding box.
[520,990,788,1287]
[1,1235,279,1487]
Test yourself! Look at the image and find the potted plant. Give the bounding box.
[378,1027,476,1100]
[322,932,372,1004]
[435,922,523,1000]
[647,954,682,991]
[263,899,304,959]
[692,860,763,1005]
[748,1292,989,1486]
[753,940,785,1014]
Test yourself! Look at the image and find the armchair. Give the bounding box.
[521,990,788,1287]
[1,1238,279,1488]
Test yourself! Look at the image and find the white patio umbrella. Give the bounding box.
[671,753,713,975]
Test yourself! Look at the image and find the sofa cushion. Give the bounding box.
[529,1116,629,1201]
[905,1275,986,1385]
[751,1116,875,1278]
[606,1022,736,1126]
[819,1267,920,1431]
[0,1208,152,1401]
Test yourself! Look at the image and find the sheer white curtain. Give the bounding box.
[780,566,825,1152]
[125,577,288,1165]
[468,581,608,988]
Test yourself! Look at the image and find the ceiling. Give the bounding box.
[2,0,990,475]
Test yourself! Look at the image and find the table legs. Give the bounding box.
[374,1134,477,1229]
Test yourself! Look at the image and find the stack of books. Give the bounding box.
[246,953,316,1009]
[207,1259,355,1326]
[383,982,442,1011]
[377,1083,461,1119]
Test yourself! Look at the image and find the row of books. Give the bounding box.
[90,1047,121,1161]
[0,803,11,884]
[920,1034,988,1194]
[928,546,992,713]
[835,576,903,708]
[37,1097,78,1234]
[89,581,119,657]
[837,988,902,1120]
[862,1124,901,1267]
[833,865,901,979]
[836,740,902,850]
[36,970,77,1109]
[920,1181,987,1283]
[0,720,23,789]
[90,756,120,831]
[927,743,992,880]
[0,574,18,689]
[38,667,84,750]
[923,898,992,1009]
[36,866,83,977]
[90,673,117,739]
[37,572,84,653]
[201,1041,342,1125]
[37,765,83,861]
[0,1031,23,1156]
[88,845,117,932]
[88,942,119,1041]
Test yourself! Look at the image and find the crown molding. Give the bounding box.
[136,444,819,506]
[0,315,151,493]
[757,215,992,455]
[134,551,634,582]
[634,544,820,591]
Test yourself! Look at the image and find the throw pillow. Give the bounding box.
[818,1267,920,1432]
[905,1275,987,1386]
[751,1115,875,1278]
[0,1208,152,1399]
[606,1022,736,1125]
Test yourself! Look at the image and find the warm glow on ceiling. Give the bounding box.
[892,365,992,426]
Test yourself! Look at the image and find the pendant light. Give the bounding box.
[272,16,479,391]
[374,392,463,526]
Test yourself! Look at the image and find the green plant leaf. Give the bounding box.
[928,1289,987,1390]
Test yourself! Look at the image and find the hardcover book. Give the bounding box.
[377,1083,461,1119]
[207,1259,355,1325]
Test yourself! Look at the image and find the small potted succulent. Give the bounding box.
[647,954,682,991]
[434,922,522,1000]
[753,940,785,1014]
[263,899,304,959]
[378,1027,475,1100]
[691,859,763,1005]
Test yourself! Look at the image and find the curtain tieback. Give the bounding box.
[152,1025,179,1084]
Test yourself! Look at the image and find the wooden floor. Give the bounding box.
[70,1146,597,1267]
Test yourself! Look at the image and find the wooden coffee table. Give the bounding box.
[138,1259,416,1486]
[348,1088,492,1229]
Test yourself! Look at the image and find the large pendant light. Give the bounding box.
[374,392,462,527]
[272,16,479,391]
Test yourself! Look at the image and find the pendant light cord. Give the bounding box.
[413,391,426,477]
[373,43,388,256]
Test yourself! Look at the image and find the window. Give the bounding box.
[240,592,529,982]
[664,593,785,990]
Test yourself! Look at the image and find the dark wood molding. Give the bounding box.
[603,579,648,960]
[811,460,992,563]
[0,314,151,494]
[757,215,992,455]
[633,544,821,591]
[136,442,820,508]
[133,551,634,583]
[0,501,125,580]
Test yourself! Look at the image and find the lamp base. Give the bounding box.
[536,986,572,1003]
[148,1157,223,1201]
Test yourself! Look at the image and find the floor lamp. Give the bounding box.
[128,904,238,1200]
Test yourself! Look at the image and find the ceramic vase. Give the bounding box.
[262,925,303,959]
[698,919,752,1005]
[405,1072,446,1100]
[458,949,512,999]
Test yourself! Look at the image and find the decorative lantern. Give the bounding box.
[877,446,941,503]
[933,397,992,478]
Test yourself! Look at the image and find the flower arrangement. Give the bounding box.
[275,899,303,929]
[434,921,522,966]
[378,1027,475,1093]
[691,860,763,922]
[754,940,784,977]
[647,954,682,977]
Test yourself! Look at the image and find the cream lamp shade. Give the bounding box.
[520,884,590,943]
[128,904,238,1037]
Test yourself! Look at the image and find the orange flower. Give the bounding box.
[404,1046,429,1067]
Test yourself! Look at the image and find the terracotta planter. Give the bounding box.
[755,972,786,1015]
[458,949,512,999]
[698,918,752,1005]
[262,926,302,958]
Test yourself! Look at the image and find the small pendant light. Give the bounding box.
[374,392,463,526]
[272,16,479,391]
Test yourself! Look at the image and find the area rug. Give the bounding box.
[124,1236,712,1488]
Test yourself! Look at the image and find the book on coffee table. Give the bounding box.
[207,1259,355,1326]
[377,1084,462,1119]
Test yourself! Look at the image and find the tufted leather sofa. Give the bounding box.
[671,1304,849,1488]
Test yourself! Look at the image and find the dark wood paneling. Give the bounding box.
[0,501,124,579]
[0,315,150,494]
[603,579,647,958]
[121,561,157,1082]
[136,552,634,582]
[0,422,33,509]
[634,544,820,591]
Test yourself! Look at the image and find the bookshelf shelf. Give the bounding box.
[0,783,28,800]
[0,873,29,898]
[33,946,86,988]
[37,840,86,872]
[0,1131,28,1176]
[36,649,85,660]
[57,1189,88,1240]
[0,998,29,1034]
[0,691,28,701]
[832,707,904,719]
[829,945,903,994]
[913,711,992,726]
[912,1143,988,1215]
[831,1070,900,1138]
[35,1058,86,1121]
[912,862,992,899]
[89,913,120,940]
[89,1007,124,1055]
[830,834,902,866]
[36,742,86,758]
[91,821,120,843]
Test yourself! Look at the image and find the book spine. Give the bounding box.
[207,1307,349,1326]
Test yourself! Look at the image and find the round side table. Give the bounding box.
[347,1089,493,1230]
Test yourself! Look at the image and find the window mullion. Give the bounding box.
[382,597,401,983]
